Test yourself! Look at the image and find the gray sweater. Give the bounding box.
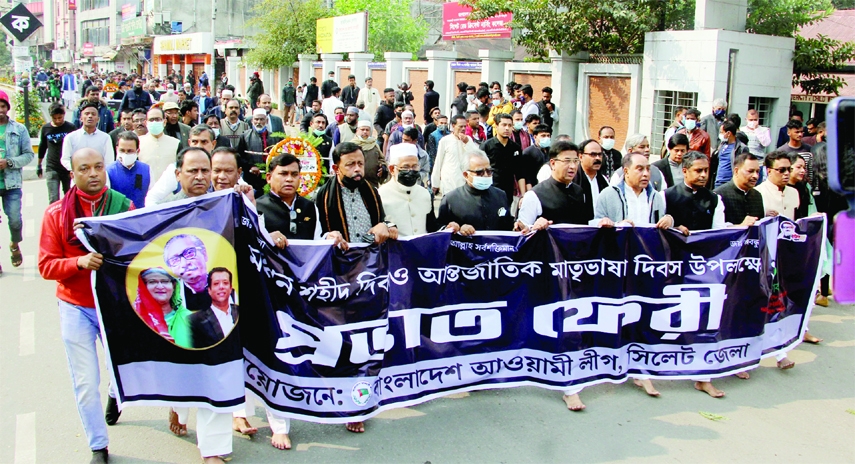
[590,181,666,225]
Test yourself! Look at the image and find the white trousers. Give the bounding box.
[232,393,291,434]
[173,407,232,458]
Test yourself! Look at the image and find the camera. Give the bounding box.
[825,97,855,303]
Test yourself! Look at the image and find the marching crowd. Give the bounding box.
[0,68,847,463]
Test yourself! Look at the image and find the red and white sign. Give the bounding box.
[69,0,77,10]
[82,42,94,56]
[442,1,512,41]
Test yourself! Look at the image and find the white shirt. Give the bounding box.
[378,180,433,236]
[60,128,115,171]
[625,188,652,225]
[586,172,602,209]
[356,87,381,117]
[536,163,552,183]
[522,100,540,118]
[211,304,234,336]
[321,96,344,119]
[741,125,772,159]
[755,180,799,220]
[138,133,180,187]
[431,134,480,195]
[517,190,543,226]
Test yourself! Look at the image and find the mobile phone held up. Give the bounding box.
[825,97,855,303]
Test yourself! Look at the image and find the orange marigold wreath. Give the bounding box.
[266,136,325,197]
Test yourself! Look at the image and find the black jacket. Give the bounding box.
[341,85,360,106]
[256,193,318,240]
[572,170,610,223]
[437,184,513,231]
[188,305,238,348]
[531,177,588,225]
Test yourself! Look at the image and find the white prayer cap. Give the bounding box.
[389,143,419,165]
[252,108,267,118]
[357,120,372,129]
[401,110,414,118]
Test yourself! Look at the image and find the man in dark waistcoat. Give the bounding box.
[713,152,765,227]
[664,151,726,234]
[436,151,515,234]
[516,140,588,230]
[256,153,325,244]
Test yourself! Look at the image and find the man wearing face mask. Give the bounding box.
[219,100,249,149]
[509,110,526,147]
[487,89,513,132]
[203,114,231,147]
[321,87,345,121]
[194,88,214,121]
[598,126,621,178]
[677,108,711,157]
[107,131,150,207]
[427,114,449,169]
[519,123,552,193]
[383,106,419,156]
[519,85,539,119]
[710,121,750,188]
[700,98,728,137]
[437,151,514,234]
[740,109,771,160]
[328,107,346,138]
[332,106,361,146]
[378,144,445,236]
[119,78,154,114]
[138,107,181,185]
[401,127,430,188]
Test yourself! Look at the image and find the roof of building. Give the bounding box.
[799,9,855,42]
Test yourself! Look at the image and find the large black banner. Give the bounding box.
[79,191,825,421]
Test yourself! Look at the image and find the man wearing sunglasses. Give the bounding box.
[755,150,800,221]
[437,151,514,234]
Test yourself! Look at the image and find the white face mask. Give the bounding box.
[120,153,137,167]
[719,132,728,142]
[213,128,220,137]
[601,138,616,151]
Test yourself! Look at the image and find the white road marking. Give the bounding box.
[22,255,36,282]
[24,192,33,208]
[19,312,34,356]
[24,219,34,238]
[14,412,36,464]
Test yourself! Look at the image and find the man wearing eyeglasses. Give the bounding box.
[437,151,514,234]
[572,139,611,223]
[516,141,587,231]
[755,150,800,221]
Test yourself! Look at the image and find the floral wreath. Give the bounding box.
[266,135,326,197]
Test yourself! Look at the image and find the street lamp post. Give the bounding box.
[21,77,31,135]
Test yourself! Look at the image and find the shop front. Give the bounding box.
[152,32,213,84]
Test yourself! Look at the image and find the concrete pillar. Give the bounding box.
[320,53,343,81]
[427,50,457,116]
[226,55,240,95]
[479,49,513,88]
[384,52,411,89]
[349,53,374,89]
[298,54,317,87]
[261,69,275,103]
[158,63,167,77]
[695,0,747,32]
[550,50,588,140]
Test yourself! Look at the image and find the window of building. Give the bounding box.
[80,0,109,10]
[651,90,698,153]
[748,97,776,127]
[81,19,110,46]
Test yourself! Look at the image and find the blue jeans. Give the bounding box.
[0,187,22,243]
[59,301,110,451]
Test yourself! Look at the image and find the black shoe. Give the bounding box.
[105,397,121,425]
[90,448,109,464]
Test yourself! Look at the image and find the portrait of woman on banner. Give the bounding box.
[134,267,193,348]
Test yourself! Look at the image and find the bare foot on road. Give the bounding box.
[232,417,257,436]
[694,381,725,398]
[634,378,660,397]
[346,422,365,433]
[168,409,187,436]
[271,433,291,450]
[563,394,586,411]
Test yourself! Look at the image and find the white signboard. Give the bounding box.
[11,45,29,57]
[153,32,213,55]
[316,12,368,54]
[14,55,33,74]
[52,49,71,63]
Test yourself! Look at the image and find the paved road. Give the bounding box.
[1,180,854,463]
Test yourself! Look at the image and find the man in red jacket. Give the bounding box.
[38,148,134,464]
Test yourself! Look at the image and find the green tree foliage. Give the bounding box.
[464,0,855,95]
[747,0,855,95]
[246,0,329,70]
[0,42,12,68]
[333,0,429,60]
[246,0,429,69]
[459,0,694,58]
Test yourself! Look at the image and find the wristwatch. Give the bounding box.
[384,221,397,229]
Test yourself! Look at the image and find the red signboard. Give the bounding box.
[83,42,94,56]
[69,0,77,10]
[442,1,512,41]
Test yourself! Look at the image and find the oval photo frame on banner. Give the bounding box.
[125,227,239,350]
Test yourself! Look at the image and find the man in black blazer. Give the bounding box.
[652,133,689,188]
[189,267,239,348]
[572,139,611,223]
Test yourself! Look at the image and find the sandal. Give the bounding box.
[10,243,22,268]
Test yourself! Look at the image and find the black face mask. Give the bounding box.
[397,169,420,187]
[340,173,363,190]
